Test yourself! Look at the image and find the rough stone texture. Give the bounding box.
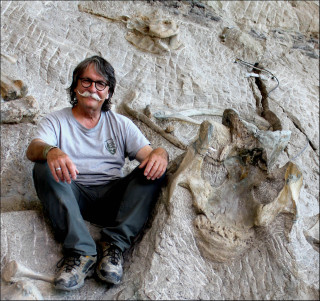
[1,95,39,124]
[1,1,319,300]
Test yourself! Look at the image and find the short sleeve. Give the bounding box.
[33,115,59,146]
[125,120,150,160]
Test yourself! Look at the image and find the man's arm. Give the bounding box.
[26,138,79,184]
[136,145,168,180]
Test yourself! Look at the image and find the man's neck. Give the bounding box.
[72,106,101,129]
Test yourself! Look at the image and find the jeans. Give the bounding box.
[33,162,165,256]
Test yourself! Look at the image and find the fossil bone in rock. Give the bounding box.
[2,260,54,283]
[153,108,224,125]
[125,16,183,53]
[166,110,301,263]
[254,162,302,227]
[1,280,44,300]
[78,3,182,54]
[303,214,319,253]
[1,74,28,101]
[222,109,291,170]
[122,90,187,150]
[1,95,39,124]
[153,107,272,130]
[1,52,18,64]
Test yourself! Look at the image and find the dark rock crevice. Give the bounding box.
[253,63,282,131]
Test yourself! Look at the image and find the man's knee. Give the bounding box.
[33,161,51,179]
[33,161,73,193]
[132,166,166,186]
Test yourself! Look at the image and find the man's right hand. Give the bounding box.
[46,148,79,184]
[26,138,79,184]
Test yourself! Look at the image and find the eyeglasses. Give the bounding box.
[79,78,108,91]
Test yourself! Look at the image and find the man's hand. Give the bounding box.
[26,138,78,184]
[136,146,168,180]
[47,148,79,184]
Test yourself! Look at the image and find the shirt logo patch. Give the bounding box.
[105,138,117,155]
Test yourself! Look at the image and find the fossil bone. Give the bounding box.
[153,108,224,125]
[1,74,28,101]
[254,162,302,226]
[78,4,182,54]
[1,52,18,64]
[165,125,175,133]
[2,260,54,283]
[1,95,39,124]
[222,109,291,170]
[1,280,44,300]
[303,214,320,253]
[143,104,152,118]
[122,91,187,150]
[125,16,182,53]
[166,109,302,263]
[154,107,273,130]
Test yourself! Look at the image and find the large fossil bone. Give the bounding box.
[153,108,224,125]
[2,260,54,283]
[166,109,302,263]
[125,16,182,53]
[222,109,291,170]
[153,107,272,130]
[78,3,182,54]
[254,162,302,226]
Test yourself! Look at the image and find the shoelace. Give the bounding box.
[56,255,81,272]
[102,245,121,265]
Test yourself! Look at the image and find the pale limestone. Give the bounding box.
[0,1,319,300]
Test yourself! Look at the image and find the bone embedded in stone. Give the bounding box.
[254,162,303,227]
[122,90,187,149]
[0,1,319,299]
[1,75,28,101]
[1,52,18,64]
[2,260,54,283]
[167,115,302,263]
[1,95,39,124]
[194,215,256,262]
[303,214,320,253]
[143,104,152,118]
[1,280,44,300]
[153,107,224,125]
[165,125,175,133]
[222,108,291,170]
[125,15,182,53]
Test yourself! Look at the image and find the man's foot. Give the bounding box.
[54,254,97,291]
[96,242,123,285]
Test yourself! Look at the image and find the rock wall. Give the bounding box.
[1,1,319,300]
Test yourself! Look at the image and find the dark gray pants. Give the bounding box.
[33,162,165,256]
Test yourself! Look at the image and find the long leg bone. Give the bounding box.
[122,90,187,150]
[2,260,54,283]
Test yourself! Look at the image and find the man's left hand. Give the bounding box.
[137,147,168,180]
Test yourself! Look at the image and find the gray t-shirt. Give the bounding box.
[34,107,150,186]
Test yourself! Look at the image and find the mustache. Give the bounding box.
[77,90,102,101]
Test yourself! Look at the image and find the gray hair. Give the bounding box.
[68,56,116,111]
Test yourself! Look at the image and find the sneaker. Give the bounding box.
[54,254,97,291]
[96,242,123,284]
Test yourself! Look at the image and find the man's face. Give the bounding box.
[74,64,109,112]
